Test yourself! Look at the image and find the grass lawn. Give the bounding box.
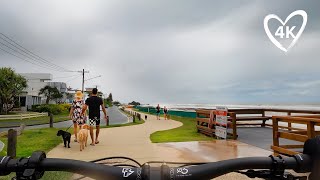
[0,114,69,128]
[136,111,213,143]
[0,128,72,179]
[0,119,145,180]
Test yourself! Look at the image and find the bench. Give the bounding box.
[196,109,237,139]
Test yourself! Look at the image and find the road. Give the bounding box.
[0,106,129,133]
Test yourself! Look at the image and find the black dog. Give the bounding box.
[57,130,71,148]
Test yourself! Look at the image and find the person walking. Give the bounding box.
[81,88,107,146]
[156,104,161,120]
[69,91,85,142]
[163,106,168,120]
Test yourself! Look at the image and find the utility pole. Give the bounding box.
[77,69,89,93]
[82,69,85,93]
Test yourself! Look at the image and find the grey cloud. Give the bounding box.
[0,1,320,104]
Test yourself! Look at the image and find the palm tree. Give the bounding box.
[39,85,62,104]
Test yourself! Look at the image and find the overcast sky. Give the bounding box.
[0,1,320,105]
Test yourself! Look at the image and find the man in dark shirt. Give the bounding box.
[81,88,107,145]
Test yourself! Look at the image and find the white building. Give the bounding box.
[19,73,52,111]
[19,73,68,111]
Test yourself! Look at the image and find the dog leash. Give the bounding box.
[65,123,73,132]
[65,116,87,132]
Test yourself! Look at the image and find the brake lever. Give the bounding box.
[237,170,307,180]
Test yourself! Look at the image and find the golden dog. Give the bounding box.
[78,124,90,151]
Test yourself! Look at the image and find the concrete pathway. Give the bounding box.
[47,110,275,179]
[47,111,184,162]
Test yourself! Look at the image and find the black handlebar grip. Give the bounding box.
[303,136,320,180]
[293,154,312,173]
[0,156,12,176]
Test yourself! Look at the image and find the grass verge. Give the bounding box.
[151,115,213,143]
[0,119,145,179]
[134,111,213,143]
[0,128,73,179]
[0,114,69,128]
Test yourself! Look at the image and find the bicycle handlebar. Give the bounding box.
[0,151,313,180]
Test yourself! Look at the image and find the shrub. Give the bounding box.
[31,104,70,115]
[59,104,71,112]
[48,105,63,115]
[31,105,40,112]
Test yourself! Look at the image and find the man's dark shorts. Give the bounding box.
[89,117,100,126]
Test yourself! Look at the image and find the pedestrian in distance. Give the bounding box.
[156,104,161,120]
[69,91,85,142]
[81,88,107,146]
[163,106,168,120]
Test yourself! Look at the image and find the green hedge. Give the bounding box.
[31,104,71,115]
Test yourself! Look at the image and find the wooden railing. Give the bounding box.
[196,109,237,140]
[197,108,320,129]
[271,116,320,156]
[264,109,320,131]
[0,112,47,120]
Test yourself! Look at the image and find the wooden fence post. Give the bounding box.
[287,112,292,131]
[231,113,237,140]
[7,129,17,158]
[272,117,279,156]
[49,113,53,128]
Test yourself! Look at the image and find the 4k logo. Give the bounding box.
[264,10,307,52]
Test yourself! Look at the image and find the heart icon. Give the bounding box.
[264,10,307,52]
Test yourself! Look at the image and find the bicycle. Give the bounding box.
[1,136,319,180]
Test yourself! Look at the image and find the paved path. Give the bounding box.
[47,110,273,180]
[237,127,302,152]
[0,106,129,133]
[105,106,130,125]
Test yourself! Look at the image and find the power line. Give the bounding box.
[65,74,83,83]
[0,34,67,72]
[85,75,102,81]
[0,33,74,72]
[22,74,81,80]
[0,33,73,72]
[53,74,82,79]
[0,42,67,72]
[0,46,67,72]
[0,40,64,72]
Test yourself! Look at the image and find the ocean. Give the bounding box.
[142,104,320,111]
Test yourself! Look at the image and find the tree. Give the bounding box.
[108,93,113,102]
[113,101,121,106]
[0,67,27,114]
[39,85,62,104]
[53,92,63,104]
[128,101,141,106]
